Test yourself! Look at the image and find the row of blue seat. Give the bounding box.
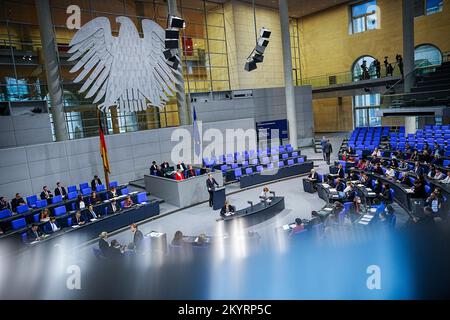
[234,157,305,180]
[218,152,300,172]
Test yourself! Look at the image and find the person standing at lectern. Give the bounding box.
[206,173,219,207]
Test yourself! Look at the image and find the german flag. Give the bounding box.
[98,114,110,174]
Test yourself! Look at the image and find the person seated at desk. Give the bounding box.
[123,196,134,208]
[335,178,346,193]
[91,175,102,190]
[171,230,185,246]
[431,154,442,166]
[395,150,404,160]
[177,161,187,171]
[379,183,393,204]
[371,148,382,157]
[348,169,359,181]
[40,208,50,222]
[412,176,428,199]
[404,143,412,155]
[410,150,420,162]
[109,239,125,257]
[385,166,396,179]
[54,182,67,199]
[220,200,236,218]
[356,159,367,170]
[0,196,12,211]
[360,172,372,188]
[10,193,26,213]
[390,157,399,168]
[426,192,441,215]
[427,165,436,179]
[421,150,432,164]
[290,218,305,235]
[107,187,118,199]
[186,165,197,178]
[341,151,350,162]
[336,164,345,179]
[27,224,43,242]
[260,186,273,205]
[86,204,99,220]
[442,171,450,184]
[89,191,102,205]
[433,142,442,157]
[373,178,383,195]
[98,232,110,256]
[46,216,60,234]
[433,168,445,181]
[398,160,409,170]
[412,161,423,176]
[307,169,319,181]
[343,182,356,202]
[161,161,170,171]
[398,174,412,187]
[150,161,159,176]
[76,195,86,210]
[73,210,86,226]
[109,199,121,214]
[365,161,374,172]
[40,185,53,203]
[174,169,185,181]
[373,163,384,176]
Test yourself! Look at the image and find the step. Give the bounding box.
[411,84,450,93]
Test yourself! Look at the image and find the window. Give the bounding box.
[351,0,377,34]
[415,0,443,16]
[414,44,442,68]
[352,56,376,81]
[353,94,381,128]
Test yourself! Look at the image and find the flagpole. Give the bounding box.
[97,110,110,189]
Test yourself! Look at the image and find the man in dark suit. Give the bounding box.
[220,200,236,218]
[150,161,159,175]
[200,166,208,175]
[206,173,219,207]
[0,196,12,211]
[107,187,118,199]
[86,204,99,220]
[91,175,102,190]
[307,169,319,181]
[45,217,60,234]
[130,223,144,252]
[27,224,43,242]
[98,232,110,256]
[186,165,197,178]
[336,164,345,179]
[10,193,26,213]
[323,139,333,165]
[54,182,67,198]
[177,161,187,171]
[40,186,53,203]
[161,161,170,170]
[412,162,423,176]
[109,199,120,214]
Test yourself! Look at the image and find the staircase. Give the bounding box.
[314,138,322,153]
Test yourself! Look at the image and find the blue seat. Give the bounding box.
[343,202,353,212]
[79,182,89,191]
[443,160,450,167]
[12,218,26,230]
[195,169,201,175]
[245,167,253,175]
[234,168,242,180]
[292,151,299,157]
[317,174,323,183]
[82,187,92,196]
[96,184,106,192]
[0,209,12,219]
[21,233,28,243]
[137,192,148,203]
[287,159,294,166]
[268,163,274,170]
[278,161,285,167]
[297,157,305,163]
[282,153,288,159]
[220,164,228,173]
[425,185,431,195]
[251,158,258,165]
[262,157,269,164]
[256,165,263,172]
[272,155,279,162]
[67,217,72,227]
[67,191,78,200]
[242,161,249,167]
[67,185,77,193]
[33,213,40,223]
[121,200,125,207]
[54,205,67,217]
[26,195,38,208]
[35,199,47,208]
[231,163,238,169]
[16,204,29,214]
[120,187,129,195]
[52,195,63,204]
[109,181,118,188]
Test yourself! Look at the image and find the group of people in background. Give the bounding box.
[359,54,404,81]
[98,223,143,258]
[150,160,207,181]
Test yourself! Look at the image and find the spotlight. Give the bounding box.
[168,15,185,29]
[165,29,179,39]
[165,39,179,49]
[244,59,257,72]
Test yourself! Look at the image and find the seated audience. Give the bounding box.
[91,175,102,190]
[260,186,273,204]
[427,165,436,179]
[385,166,396,179]
[86,204,99,220]
[348,169,359,181]
[177,161,187,171]
[379,183,393,204]
[412,176,428,199]
[186,165,197,178]
[336,164,345,179]
[290,218,305,235]
[421,150,432,163]
[373,179,383,194]
[220,200,236,218]
[150,161,159,175]
[76,195,86,210]
[426,192,441,214]
[109,199,120,214]
[171,230,185,246]
[307,169,319,181]
[161,161,170,171]
[373,163,384,175]
[27,224,43,242]
[107,187,118,199]
[343,182,356,202]
[0,196,12,211]
[40,208,50,222]
[398,160,409,170]
[442,171,450,184]
[371,148,382,157]
[123,196,134,208]
[40,185,53,203]
[54,182,67,198]
[200,166,208,175]
[360,172,372,188]
[73,210,86,226]
[194,233,208,246]
[89,191,102,205]
[398,174,412,187]
[412,161,423,176]
[174,169,185,181]
[410,150,420,162]
[46,216,60,233]
[356,159,367,170]
[11,193,26,213]
[433,168,445,180]
[412,206,435,228]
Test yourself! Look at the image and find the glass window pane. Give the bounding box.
[426,0,443,14]
[414,44,442,67]
[352,0,376,17]
[352,17,365,33]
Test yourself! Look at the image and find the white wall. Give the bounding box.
[0,118,256,199]
[0,114,53,148]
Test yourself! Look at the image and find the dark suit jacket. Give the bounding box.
[206,178,219,191]
[177,163,187,171]
[108,202,121,214]
[91,178,102,190]
[89,195,102,205]
[44,220,60,234]
[133,230,144,250]
[99,238,110,256]
[161,162,170,170]
[54,187,67,197]
[186,169,196,178]
[40,190,53,200]
[11,197,25,212]
[27,229,43,241]
[220,205,236,217]
[413,166,423,176]
[107,190,118,199]
[86,209,99,220]
[150,164,159,175]
[336,168,345,179]
[336,182,345,192]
